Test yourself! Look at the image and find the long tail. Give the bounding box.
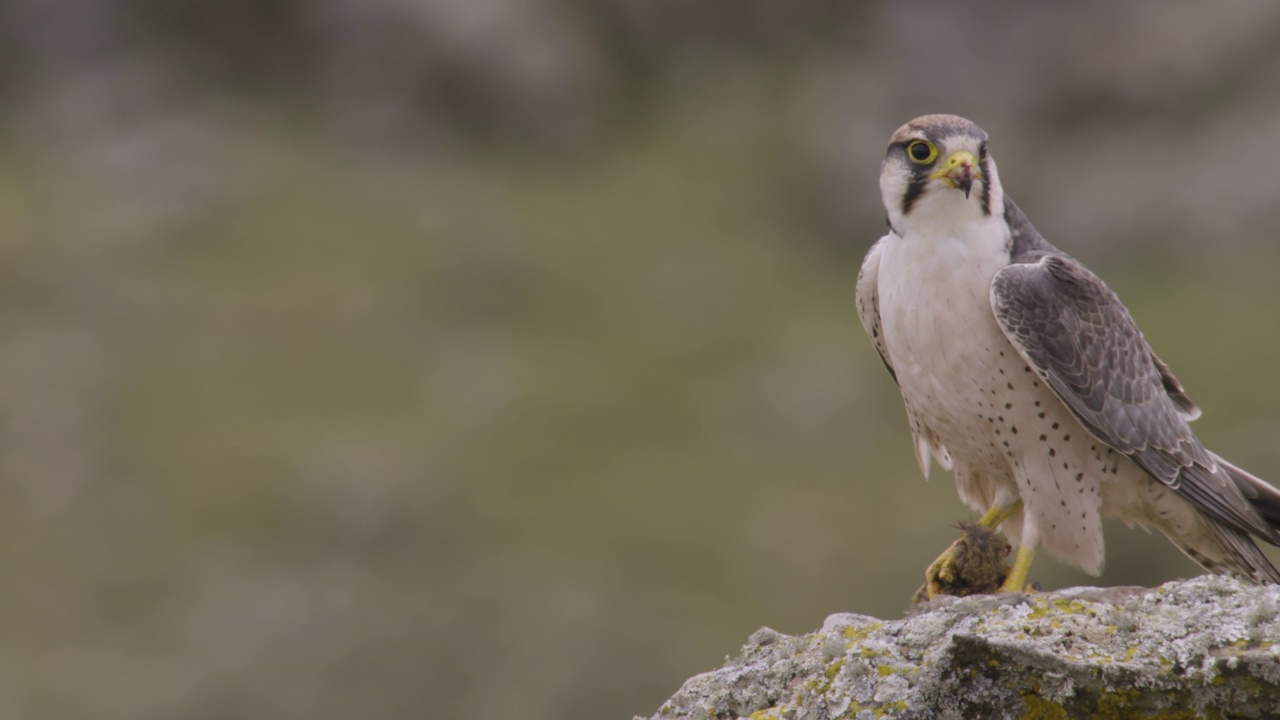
[1200,521,1280,584]
[1214,453,1280,531]
[1185,453,1280,584]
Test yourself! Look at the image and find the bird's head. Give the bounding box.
[880,114,1004,235]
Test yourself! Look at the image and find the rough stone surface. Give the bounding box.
[641,576,1280,719]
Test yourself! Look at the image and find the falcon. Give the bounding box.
[857,114,1280,596]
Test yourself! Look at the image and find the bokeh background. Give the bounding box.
[5,1,1280,718]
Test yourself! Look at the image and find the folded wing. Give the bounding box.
[990,253,1278,546]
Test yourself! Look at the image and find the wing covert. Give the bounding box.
[990,254,1276,543]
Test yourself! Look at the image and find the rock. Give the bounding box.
[642,576,1280,719]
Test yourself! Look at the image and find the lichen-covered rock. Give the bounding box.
[642,576,1280,719]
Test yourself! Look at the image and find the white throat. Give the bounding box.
[880,187,1013,310]
[899,188,991,238]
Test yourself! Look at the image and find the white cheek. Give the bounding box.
[879,163,917,223]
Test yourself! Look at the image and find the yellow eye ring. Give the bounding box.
[906,140,938,165]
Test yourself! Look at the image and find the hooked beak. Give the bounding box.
[928,150,980,198]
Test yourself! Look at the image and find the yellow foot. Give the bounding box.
[913,502,1023,603]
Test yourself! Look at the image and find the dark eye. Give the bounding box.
[979,143,988,161]
[907,140,937,165]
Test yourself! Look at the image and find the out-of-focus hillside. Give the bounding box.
[3,2,1280,719]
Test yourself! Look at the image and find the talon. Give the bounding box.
[930,554,955,584]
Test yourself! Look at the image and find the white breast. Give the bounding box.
[876,212,1014,445]
[873,208,1109,574]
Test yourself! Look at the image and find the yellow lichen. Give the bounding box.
[837,699,908,720]
[1093,689,1221,720]
[808,658,845,695]
[1026,598,1093,621]
[842,623,883,646]
[1021,688,1230,720]
[1019,694,1069,720]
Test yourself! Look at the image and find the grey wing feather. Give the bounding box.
[1152,352,1201,421]
[856,235,896,384]
[990,253,1278,545]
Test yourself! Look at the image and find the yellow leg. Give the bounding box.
[1000,544,1036,593]
[974,500,1021,530]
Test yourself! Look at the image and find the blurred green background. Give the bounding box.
[4,1,1280,718]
